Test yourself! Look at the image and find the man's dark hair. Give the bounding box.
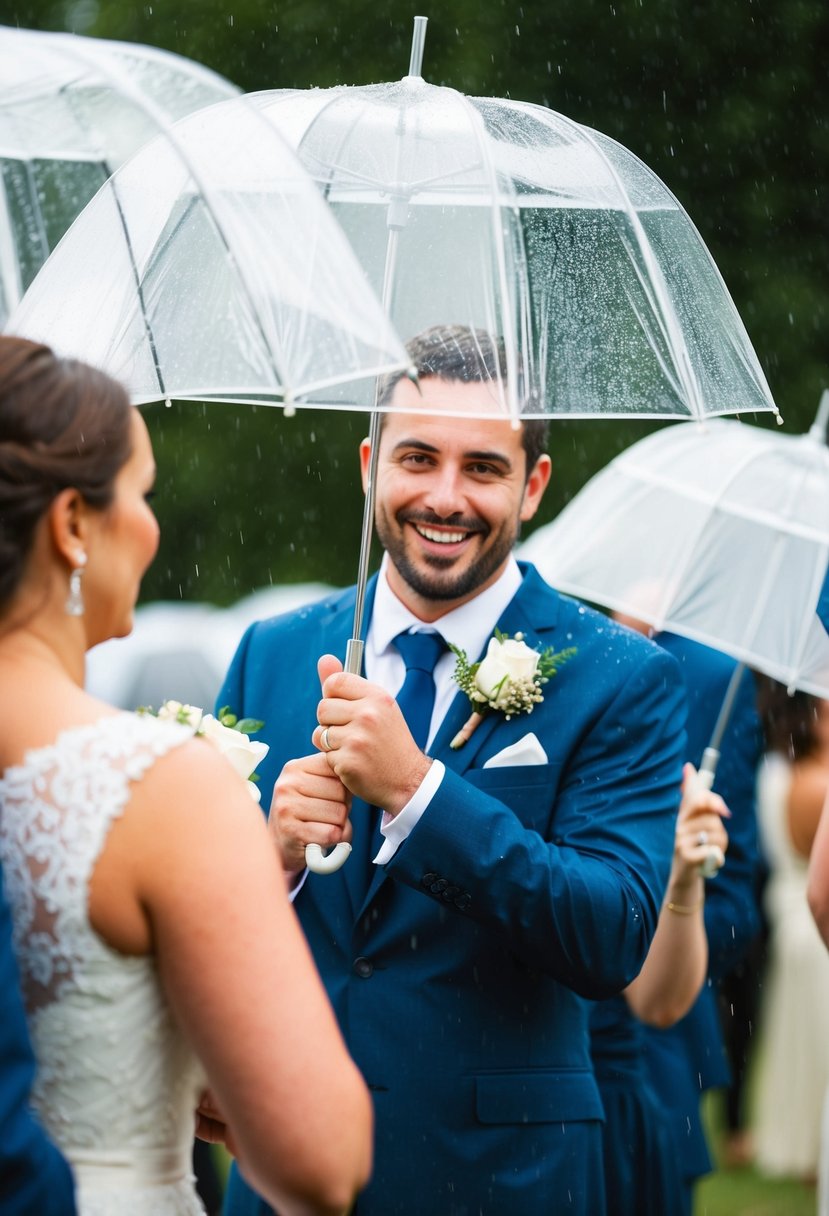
[377,324,549,478]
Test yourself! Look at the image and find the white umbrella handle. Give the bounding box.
[693,747,725,878]
[305,637,365,875]
[305,842,352,874]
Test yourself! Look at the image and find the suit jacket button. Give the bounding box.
[441,884,460,902]
[421,872,438,887]
[353,956,374,979]
[454,893,471,911]
[430,878,448,894]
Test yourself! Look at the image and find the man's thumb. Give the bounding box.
[318,653,344,689]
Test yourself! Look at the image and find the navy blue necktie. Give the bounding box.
[393,630,446,751]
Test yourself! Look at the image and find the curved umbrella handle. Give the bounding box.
[305,842,352,874]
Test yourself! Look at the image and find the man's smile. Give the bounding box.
[414,524,472,545]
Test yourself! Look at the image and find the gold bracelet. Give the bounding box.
[666,897,704,916]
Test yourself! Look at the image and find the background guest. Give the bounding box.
[753,682,829,1183]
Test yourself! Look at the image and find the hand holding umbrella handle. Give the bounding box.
[305,637,365,875]
[692,747,726,878]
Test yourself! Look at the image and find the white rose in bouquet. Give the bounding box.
[156,700,203,729]
[198,713,270,799]
[140,701,269,800]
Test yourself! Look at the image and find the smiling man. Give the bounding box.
[218,325,687,1216]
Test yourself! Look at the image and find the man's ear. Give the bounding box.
[520,454,552,523]
[47,488,89,566]
[359,437,372,494]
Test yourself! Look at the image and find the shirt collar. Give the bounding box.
[370,553,523,662]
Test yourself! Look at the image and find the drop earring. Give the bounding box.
[65,554,87,617]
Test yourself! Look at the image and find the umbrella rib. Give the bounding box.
[0,170,25,310]
[107,176,167,399]
[456,91,523,423]
[615,451,829,546]
[652,434,824,667]
[620,432,784,632]
[34,42,289,398]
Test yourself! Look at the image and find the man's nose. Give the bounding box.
[423,464,466,517]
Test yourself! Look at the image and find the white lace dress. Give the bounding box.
[0,712,208,1215]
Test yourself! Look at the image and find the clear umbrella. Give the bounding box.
[251,15,779,426]
[0,24,239,326]
[5,92,409,408]
[519,392,829,784]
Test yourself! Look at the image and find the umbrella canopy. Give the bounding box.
[249,32,778,423]
[0,25,239,326]
[519,407,829,698]
[5,92,409,407]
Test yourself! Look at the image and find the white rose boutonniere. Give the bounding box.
[139,701,269,800]
[449,630,576,749]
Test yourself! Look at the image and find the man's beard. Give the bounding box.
[376,508,520,602]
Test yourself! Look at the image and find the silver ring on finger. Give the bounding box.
[696,829,709,846]
[321,726,333,752]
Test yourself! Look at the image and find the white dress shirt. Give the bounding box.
[369,554,523,863]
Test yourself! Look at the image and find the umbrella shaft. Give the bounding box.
[348,408,383,671]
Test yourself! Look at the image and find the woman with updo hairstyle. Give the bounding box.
[0,336,372,1216]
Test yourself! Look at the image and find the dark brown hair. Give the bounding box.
[377,324,550,478]
[755,674,824,762]
[0,336,133,611]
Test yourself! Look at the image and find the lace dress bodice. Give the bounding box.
[0,713,207,1215]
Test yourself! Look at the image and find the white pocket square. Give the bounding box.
[483,732,548,769]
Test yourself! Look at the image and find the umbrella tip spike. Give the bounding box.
[407,15,428,78]
[406,365,422,395]
[283,403,297,419]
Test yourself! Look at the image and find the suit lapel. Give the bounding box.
[432,564,563,775]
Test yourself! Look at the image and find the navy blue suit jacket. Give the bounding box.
[642,633,763,1188]
[0,865,75,1216]
[219,564,687,1216]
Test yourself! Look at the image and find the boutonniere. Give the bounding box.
[449,630,577,749]
[137,701,269,800]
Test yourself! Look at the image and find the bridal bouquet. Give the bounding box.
[139,701,269,800]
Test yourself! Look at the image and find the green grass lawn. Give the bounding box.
[694,1093,817,1216]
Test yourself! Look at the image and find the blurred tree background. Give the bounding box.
[3,0,827,603]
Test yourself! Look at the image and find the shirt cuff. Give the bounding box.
[374,759,446,865]
[286,868,308,901]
